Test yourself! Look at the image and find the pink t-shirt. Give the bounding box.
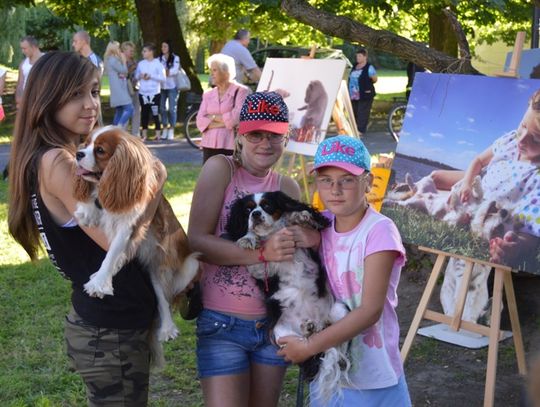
[320,206,406,390]
[201,157,281,315]
[196,83,250,150]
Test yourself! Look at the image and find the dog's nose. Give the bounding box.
[252,210,261,219]
[76,151,85,161]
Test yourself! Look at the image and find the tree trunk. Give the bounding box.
[134,0,203,94]
[428,8,457,57]
[281,0,480,75]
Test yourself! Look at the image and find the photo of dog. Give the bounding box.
[294,80,328,143]
[225,190,350,400]
[381,73,540,274]
[73,125,199,367]
[256,58,347,155]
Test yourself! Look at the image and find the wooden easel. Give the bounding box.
[402,31,530,406]
[400,247,527,407]
[494,31,526,78]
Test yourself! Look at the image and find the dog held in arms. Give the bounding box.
[73,125,199,367]
[225,190,350,401]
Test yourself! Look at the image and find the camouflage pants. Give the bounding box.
[64,308,151,406]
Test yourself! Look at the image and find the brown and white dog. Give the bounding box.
[225,191,350,402]
[73,125,199,367]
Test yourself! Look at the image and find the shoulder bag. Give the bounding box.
[175,68,191,91]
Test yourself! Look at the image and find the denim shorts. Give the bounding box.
[196,309,288,378]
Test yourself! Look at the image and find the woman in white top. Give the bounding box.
[135,43,166,141]
[104,41,133,128]
[0,67,6,110]
[158,41,180,140]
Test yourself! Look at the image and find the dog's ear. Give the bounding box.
[225,196,251,241]
[271,191,330,230]
[73,172,94,202]
[99,136,155,213]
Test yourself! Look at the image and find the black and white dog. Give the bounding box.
[226,191,350,400]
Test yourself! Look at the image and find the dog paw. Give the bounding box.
[74,208,99,227]
[158,324,179,342]
[84,273,114,298]
[301,320,317,337]
[237,236,257,250]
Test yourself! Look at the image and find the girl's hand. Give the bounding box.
[287,225,321,249]
[262,228,295,262]
[460,184,472,203]
[489,234,519,264]
[277,335,312,364]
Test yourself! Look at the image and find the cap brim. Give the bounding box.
[311,162,367,176]
[238,121,289,135]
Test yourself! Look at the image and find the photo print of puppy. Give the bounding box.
[295,80,328,143]
[257,58,347,156]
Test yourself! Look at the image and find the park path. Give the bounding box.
[0,130,397,172]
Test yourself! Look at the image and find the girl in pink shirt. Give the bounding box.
[278,135,411,406]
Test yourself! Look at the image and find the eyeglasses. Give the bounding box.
[316,174,367,190]
[243,132,285,144]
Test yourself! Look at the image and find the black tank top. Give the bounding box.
[31,192,156,329]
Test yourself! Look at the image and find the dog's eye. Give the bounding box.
[95,146,106,155]
[261,202,274,213]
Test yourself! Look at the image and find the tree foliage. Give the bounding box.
[47,0,134,37]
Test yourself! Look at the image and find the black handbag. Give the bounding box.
[178,282,203,320]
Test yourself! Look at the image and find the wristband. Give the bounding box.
[258,246,266,262]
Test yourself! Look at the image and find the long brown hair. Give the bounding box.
[8,51,99,260]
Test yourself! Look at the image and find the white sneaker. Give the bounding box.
[167,128,174,140]
[159,129,167,140]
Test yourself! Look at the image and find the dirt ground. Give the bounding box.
[397,245,540,407]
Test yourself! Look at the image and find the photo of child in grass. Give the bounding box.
[382,73,540,274]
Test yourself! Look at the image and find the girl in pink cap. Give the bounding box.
[188,91,320,407]
[278,135,411,406]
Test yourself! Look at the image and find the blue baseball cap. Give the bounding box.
[238,91,289,135]
[312,135,371,175]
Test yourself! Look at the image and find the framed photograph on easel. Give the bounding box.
[382,72,540,273]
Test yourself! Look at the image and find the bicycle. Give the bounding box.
[183,92,202,149]
[387,96,408,142]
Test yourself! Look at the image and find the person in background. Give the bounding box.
[72,31,103,75]
[221,29,261,86]
[196,53,250,163]
[135,43,166,141]
[8,51,163,406]
[348,47,377,135]
[158,40,180,140]
[278,135,411,407]
[405,62,426,100]
[15,35,44,108]
[121,41,141,137]
[0,67,5,113]
[104,41,133,128]
[188,91,319,407]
